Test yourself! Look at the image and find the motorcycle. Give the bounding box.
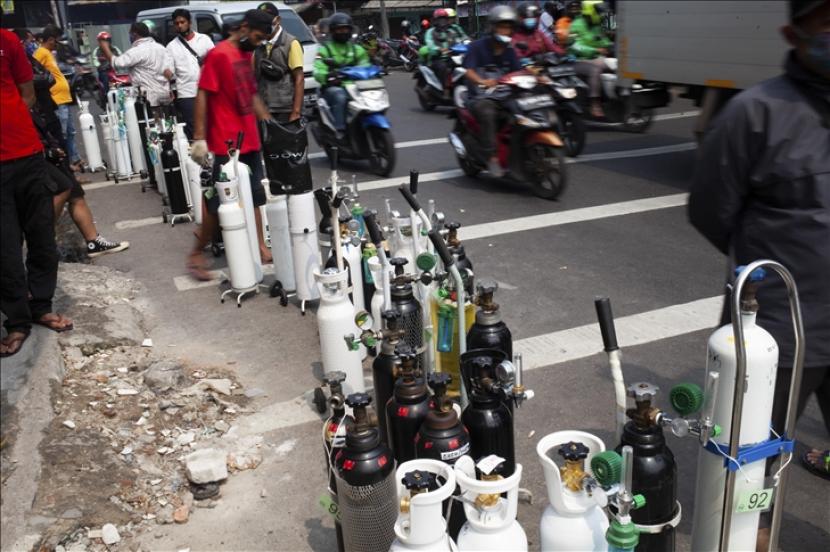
[414,42,469,112]
[449,70,568,200]
[310,65,396,177]
[537,52,588,157]
[391,36,420,72]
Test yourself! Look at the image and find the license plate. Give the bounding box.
[355,79,385,90]
[517,95,555,110]
[304,92,318,105]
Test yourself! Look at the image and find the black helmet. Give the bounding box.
[328,12,353,30]
[518,2,541,19]
[488,5,519,26]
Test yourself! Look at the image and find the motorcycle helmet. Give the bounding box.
[445,8,457,19]
[581,1,607,25]
[488,5,519,26]
[432,8,449,29]
[97,31,112,41]
[517,3,541,31]
[421,19,430,30]
[329,12,353,43]
[401,20,411,30]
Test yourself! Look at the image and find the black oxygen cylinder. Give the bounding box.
[466,281,512,359]
[161,132,188,215]
[134,92,156,186]
[460,348,516,476]
[385,347,430,463]
[371,311,406,442]
[415,373,470,540]
[388,257,423,367]
[322,371,350,552]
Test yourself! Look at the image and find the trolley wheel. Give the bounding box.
[140,170,148,180]
[313,387,327,414]
[211,243,222,257]
[113,175,119,184]
[220,299,225,304]
[162,209,169,224]
[237,303,241,308]
[269,281,289,306]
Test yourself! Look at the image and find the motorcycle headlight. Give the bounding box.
[558,87,577,99]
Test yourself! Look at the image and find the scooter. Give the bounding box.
[414,43,469,112]
[535,52,588,157]
[311,65,396,177]
[449,71,569,200]
[390,36,420,72]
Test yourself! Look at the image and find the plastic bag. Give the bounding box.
[260,118,312,195]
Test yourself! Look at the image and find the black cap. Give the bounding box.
[257,2,280,18]
[243,8,275,33]
[790,0,826,21]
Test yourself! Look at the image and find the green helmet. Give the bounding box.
[581,1,606,25]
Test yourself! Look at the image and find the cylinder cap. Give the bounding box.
[669,383,704,416]
[591,450,622,486]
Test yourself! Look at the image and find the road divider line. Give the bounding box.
[653,110,700,121]
[309,137,448,159]
[238,295,722,434]
[462,193,689,241]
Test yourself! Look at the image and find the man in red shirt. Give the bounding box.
[1,28,73,357]
[187,9,274,280]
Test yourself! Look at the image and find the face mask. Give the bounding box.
[795,27,830,74]
[494,33,512,45]
[332,32,351,43]
[523,18,538,31]
[238,36,257,52]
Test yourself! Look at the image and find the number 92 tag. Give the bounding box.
[735,487,774,514]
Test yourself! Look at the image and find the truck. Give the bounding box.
[615,0,790,133]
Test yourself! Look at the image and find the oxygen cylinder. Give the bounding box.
[123,89,146,174]
[322,371,351,552]
[691,269,779,552]
[315,267,364,395]
[432,291,475,397]
[216,172,257,291]
[147,128,166,197]
[537,431,610,551]
[386,348,431,464]
[161,132,189,216]
[390,460,458,552]
[186,158,203,224]
[335,393,398,552]
[389,258,423,367]
[467,281,512,359]
[288,192,322,302]
[174,123,193,206]
[345,239,366,319]
[416,373,471,539]
[368,256,387,333]
[389,215,417,268]
[133,90,156,186]
[373,311,407,440]
[265,194,296,292]
[455,455,527,552]
[445,222,474,295]
[460,349,516,476]
[314,187,333,263]
[108,90,132,178]
[100,114,116,175]
[78,101,104,172]
[222,154,263,283]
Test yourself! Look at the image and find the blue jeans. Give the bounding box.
[56,104,80,164]
[323,87,349,131]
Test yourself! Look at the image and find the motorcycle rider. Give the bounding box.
[569,0,613,118]
[445,8,469,41]
[254,1,305,123]
[425,9,464,91]
[313,13,370,139]
[539,2,561,42]
[462,5,522,177]
[92,32,121,95]
[513,2,565,62]
[401,19,413,40]
[556,0,583,45]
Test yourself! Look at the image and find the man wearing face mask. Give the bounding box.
[513,2,564,62]
[462,6,522,177]
[689,0,830,498]
[187,9,275,280]
[166,8,214,138]
[254,2,305,123]
[313,13,370,137]
[98,22,174,109]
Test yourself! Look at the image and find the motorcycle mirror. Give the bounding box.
[355,311,374,331]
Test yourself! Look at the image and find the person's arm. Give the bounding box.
[541,31,563,54]
[92,47,101,68]
[190,88,209,164]
[569,19,599,57]
[424,28,439,55]
[313,44,330,84]
[253,94,272,121]
[18,80,36,108]
[10,39,36,108]
[287,39,305,121]
[355,44,370,67]
[688,98,760,255]
[163,46,175,81]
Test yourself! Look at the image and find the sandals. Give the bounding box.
[187,253,214,282]
[801,449,830,481]
[33,313,74,333]
[0,330,31,358]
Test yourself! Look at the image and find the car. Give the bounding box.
[136,1,319,112]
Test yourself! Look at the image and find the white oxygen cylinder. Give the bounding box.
[123,90,146,174]
[390,459,458,552]
[78,101,104,172]
[344,241,367,360]
[390,216,417,268]
[100,114,116,175]
[216,173,257,291]
[690,310,778,552]
[289,192,322,301]
[148,134,166,198]
[314,267,364,395]
[107,89,132,178]
[186,157,203,224]
[222,155,263,283]
[265,193,296,291]
[368,256,386,333]
[174,123,193,206]
[537,431,609,552]
[455,455,527,552]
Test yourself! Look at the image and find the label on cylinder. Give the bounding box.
[735,487,774,514]
[440,442,470,461]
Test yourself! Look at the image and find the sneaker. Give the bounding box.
[487,157,505,178]
[87,236,129,257]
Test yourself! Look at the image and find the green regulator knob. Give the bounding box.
[670,382,704,416]
[711,424,722,438]
[591,450,622,487]
[632,494,646,510]
[416,252,437,271]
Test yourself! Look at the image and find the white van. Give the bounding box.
[136,1,319,109]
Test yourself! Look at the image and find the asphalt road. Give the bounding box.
[75,71,828,551]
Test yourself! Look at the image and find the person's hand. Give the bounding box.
[289,110,302,123]
[597,48,608,56]
[191,140,209,166]
[482,78,498,88]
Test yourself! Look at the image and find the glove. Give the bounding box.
[191,139,208,166]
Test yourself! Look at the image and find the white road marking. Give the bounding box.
[239,295,723,434]
[653,110,700,121]
[462,193,689,241]
[173,264,275,292]
[115,216,163,230]
[309,137,448,159]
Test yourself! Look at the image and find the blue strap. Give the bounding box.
[704,435,796,472]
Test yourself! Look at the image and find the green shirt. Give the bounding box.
[313,41,370,85]
[568,16,612,59]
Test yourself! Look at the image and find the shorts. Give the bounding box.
[205,151,265,215]
[47,161,85,200]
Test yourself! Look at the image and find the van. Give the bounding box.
[136,1,319,110]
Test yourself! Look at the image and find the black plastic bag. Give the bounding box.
[260,118,312,195]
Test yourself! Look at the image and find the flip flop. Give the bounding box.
[33,314,74,333]
[0,330,31,358]
[188,264,214,282]
[801,450,830,481]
